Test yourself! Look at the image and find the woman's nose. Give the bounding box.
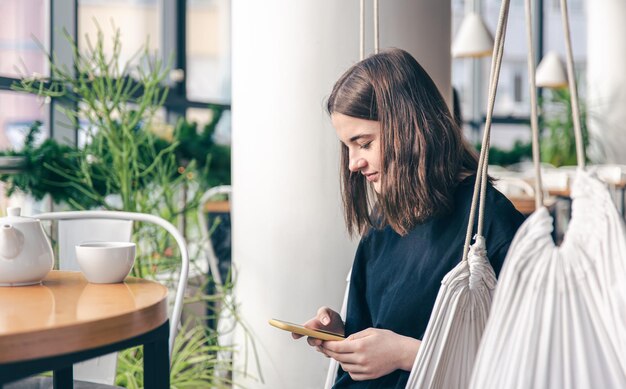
[349,157,367,172]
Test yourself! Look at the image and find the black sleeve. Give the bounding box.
[488,239,515,277]
[483,185,526,277]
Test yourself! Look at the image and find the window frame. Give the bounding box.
[0,0,231,146]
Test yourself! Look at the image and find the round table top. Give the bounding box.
[0,270,168,364]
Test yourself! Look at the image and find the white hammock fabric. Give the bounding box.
[405,236,496,388]
[469,170,626,388]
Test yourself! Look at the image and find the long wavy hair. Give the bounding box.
[327,48,479,236]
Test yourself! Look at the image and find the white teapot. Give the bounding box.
[0,207,54,286]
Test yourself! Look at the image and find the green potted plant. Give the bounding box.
[540,88,589,167]
[476,140,533,167]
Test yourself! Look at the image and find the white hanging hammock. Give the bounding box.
[469,0,626,387]
[470,171,626,388]
[404,236,496,388]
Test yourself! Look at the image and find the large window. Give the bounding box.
[186,0,230,103]
[0,0,51,151]
[0,91,49,150]
[0,0,232,212]
[78,0,160,66]
[0,0,51,212]
[0,0,50,79]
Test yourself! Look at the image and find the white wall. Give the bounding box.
[377,0,452,105]
[586,0,626,163]
[231,1,451,387]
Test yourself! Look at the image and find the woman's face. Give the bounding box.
[332,113,382,193]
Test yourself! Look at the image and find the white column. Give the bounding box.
[231,1,451,388]
[587,1,626,163]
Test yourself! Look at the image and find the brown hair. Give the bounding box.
[327,48,479,236]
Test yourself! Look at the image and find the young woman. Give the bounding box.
[292,48,525,388]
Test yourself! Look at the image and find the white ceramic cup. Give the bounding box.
[76,242,136,284]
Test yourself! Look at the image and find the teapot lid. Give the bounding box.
[2,207,38,226]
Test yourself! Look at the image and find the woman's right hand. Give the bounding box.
[292,306,345,352]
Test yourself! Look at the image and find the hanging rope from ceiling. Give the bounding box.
[405,0,511,387]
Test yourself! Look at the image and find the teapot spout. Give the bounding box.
[0,224,25,260]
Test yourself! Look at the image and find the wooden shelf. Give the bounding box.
[509,196,557,216]
[204,200,230,213]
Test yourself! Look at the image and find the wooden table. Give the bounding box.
[0,271,169,388]
[508,196,557,216]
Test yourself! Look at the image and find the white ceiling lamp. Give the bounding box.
[452,12,494,58]
[535,51,568,88]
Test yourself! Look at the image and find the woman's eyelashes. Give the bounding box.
[360,141,373,150]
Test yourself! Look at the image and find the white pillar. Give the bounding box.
[231,1,451,388]
[587,1,626,163]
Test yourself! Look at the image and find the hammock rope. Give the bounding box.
[373,0,379,54]
[462,0,510,264]
[405,1,511,388]
[525,0,544,209]
[359,0,364,60]
[560,0,585,169]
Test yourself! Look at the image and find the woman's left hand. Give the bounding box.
[320,328,420,381]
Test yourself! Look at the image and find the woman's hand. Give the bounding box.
[292,306,345,352]
[321,328,420,381]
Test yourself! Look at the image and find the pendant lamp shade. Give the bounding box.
[536,51,568,88]
[452,13,494,58]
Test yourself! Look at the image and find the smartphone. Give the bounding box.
[269,318,345,341]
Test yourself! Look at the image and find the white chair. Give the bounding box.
[487,164,513,174]
[493,176,536,198]
[593,164,626,184]
[506,161,556,173]
[197,186,233,379]
[198,185,232,288]
[9,211,189,388]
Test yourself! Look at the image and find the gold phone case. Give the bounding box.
[269,318,345,341]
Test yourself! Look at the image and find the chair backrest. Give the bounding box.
[493,176,536,198]
[58,219,133,271]
[198,185,232,287]
[594,164,626,184]
[198,185,232,379]
[324,269,352,389]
